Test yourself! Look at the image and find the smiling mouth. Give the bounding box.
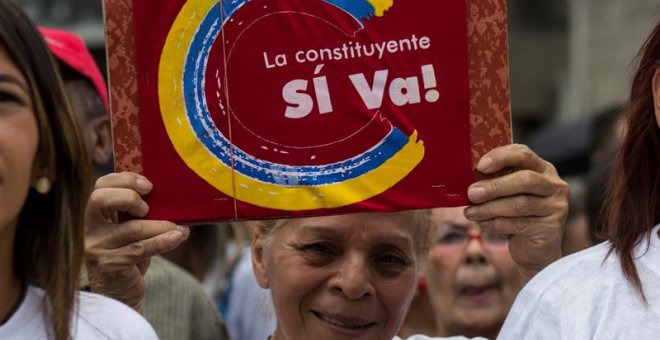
[460,285,497,301]
[312,311,376,330]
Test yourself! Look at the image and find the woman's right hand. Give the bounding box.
[84,172,189,310]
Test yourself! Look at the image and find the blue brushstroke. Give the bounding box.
[180,4,409,186]
[322,0,375,20]
[218,0,248,23]
[217,0,375,23]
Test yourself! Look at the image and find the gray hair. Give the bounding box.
[254,209,432,257]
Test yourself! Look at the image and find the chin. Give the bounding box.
[451,312,504,337]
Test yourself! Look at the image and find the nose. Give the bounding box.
[464,235,487,265]
[329,253,375,300]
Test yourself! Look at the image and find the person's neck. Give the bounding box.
[436,320,500,340]
[0,220,21,324]
[270,328,284,340]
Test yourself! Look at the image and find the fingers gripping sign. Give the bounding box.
[84,172,190,310]
[464,144,570,281]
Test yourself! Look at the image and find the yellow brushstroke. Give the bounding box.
[367,0,394,17]
[158,0,424,211]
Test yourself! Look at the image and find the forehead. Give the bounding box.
[281,212,417,241]
[0,44,27,89]
[430,207,475,231]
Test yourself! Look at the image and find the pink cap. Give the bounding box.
[39,27,109,113]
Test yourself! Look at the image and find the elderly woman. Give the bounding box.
[406,206,523,339]
[86,143,568,339]
[499,18,660,339]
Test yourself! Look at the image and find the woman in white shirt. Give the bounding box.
[0,2,157,339]
[499,18,660,339]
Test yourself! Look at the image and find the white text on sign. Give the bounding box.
[283,64,440,119]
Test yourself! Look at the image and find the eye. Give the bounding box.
[373,248,411,277]
[376,254,406,266]
[0,91,21,104]
[437,231,467,245]
[297,242,338,265]
[302,243,336,255]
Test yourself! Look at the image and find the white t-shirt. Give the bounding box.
[498,224,660,339]
[394,335,484,340]
[226,248,276,340]
[0,286,158,339]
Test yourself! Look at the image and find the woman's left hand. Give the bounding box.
[464,144,570,281]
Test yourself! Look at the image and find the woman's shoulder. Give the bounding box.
[499,231,660,339]
[0,286,49,338]
[393,335,487,340]
[73,290,158,339]
[523,240,619,294]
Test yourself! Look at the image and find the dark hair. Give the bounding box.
[0,1,90,339]
[59,66,114,176]
[587,149,614,242]
[59,65,106,119]
[589,105,624,163]
[601,19,660,301]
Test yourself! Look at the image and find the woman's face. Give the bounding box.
[424,207,521,337]
[253,212,420,340]
[0,44,38,234]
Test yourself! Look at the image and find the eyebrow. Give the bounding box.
[444,223,469,231]
[298,224,413,247]
[0,73,28,92]
[298,225,340,238]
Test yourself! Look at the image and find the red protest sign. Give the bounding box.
[105,0,511,223]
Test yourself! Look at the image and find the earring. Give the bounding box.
[417,276,427,296]
[34,177,51,194]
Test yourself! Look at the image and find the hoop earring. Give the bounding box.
[34,177,51,194]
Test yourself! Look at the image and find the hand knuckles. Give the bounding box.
[515,216,532,233]
[94,175,110,189]
[555,201,570,223]
[125,223,146,241]
[117,171,138,184]
[84,251,101,266]
[543,160,559,175]
[95,252,126,268]
[555,199,569,213]
[126,242,146,258]
[488,180,504,196]
[511,143,529,153]
[518,146,535,161]
[488,217,512,232]
[512,196,530,215]
[128,191,143,206]
[489,218,504,230]
[117,266,137,280]
[480,219,494,230]
[86,190,106,210]
[84,236,103,250]
[518,170,539,187]
[554,180,571,198]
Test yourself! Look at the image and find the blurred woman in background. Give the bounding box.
[422,207,522,339]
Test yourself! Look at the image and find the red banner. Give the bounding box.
[106,0,511,222]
